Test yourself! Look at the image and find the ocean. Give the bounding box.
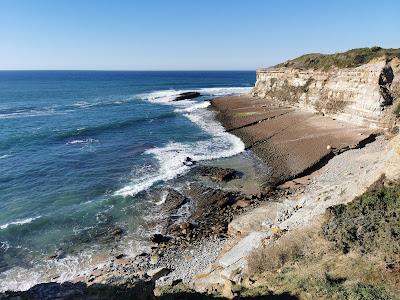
[0,71,255,291]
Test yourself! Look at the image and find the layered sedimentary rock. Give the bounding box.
[252,57,400,129]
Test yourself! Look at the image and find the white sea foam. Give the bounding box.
[0,110,58,119]
[72,101,96,108]
[0,237,147,293]
[0,241,10,252]
[0,154,11,159]
[142,86,251,104]
[66,138,99,145]
[115,86,249,197]
[155,190,169,206]
[0,216,41,230]
[0,250,107,292]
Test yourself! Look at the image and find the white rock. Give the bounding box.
[146,267,170,280]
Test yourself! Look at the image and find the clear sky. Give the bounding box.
[1,0,399,70]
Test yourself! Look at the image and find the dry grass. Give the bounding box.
[245,224,400,299]
[247,227,318,275]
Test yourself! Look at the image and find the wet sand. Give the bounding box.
[211,95,377,185]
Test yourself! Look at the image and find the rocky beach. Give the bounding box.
[2,48,400,299]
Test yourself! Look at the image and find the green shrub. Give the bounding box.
[348,283,397,300]
[322,182,400,265]
[275,47,400,70]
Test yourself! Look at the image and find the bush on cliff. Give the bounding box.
[245,181,400,299]
[322,181,400,266]
[276,47,400,70]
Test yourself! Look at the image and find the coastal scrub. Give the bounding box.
[244,182,400,299]
[275,47,400,70]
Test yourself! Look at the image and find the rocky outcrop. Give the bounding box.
[195,166,240,182]
[191,135,400,297]
[252,57,400,129]
[173,92,201,101]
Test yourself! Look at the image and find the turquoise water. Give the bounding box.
[0,71,254,290]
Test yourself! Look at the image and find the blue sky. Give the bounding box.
[0,0,399,70]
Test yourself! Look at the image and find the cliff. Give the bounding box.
[252,48,400,129]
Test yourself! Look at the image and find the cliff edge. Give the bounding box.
[252,47,400,129]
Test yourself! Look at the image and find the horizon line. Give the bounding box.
[0,69,256,72]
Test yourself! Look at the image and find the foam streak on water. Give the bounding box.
[0,217,41,230]
[114,87,249,196]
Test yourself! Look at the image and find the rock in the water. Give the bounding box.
[161,189,188,213]
[48,250,66,260]
[197,165,239,182]
[185,183,240,219]
[110,227,124,237]
[173,92,201,101]
[183,156,195,166]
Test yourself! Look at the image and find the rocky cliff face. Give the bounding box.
[252,57,400,129]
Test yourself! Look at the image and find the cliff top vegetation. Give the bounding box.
[274,47,400,70]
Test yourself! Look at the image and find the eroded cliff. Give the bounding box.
[252,49,400,129]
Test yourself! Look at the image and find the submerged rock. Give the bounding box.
[173,92,201,101]
[48,250,66,260]
[161,189,188,213]
[197,165,240,182]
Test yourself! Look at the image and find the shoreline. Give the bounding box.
[0,87,254,293]
[1,92,395,298]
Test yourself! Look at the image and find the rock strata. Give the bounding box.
[252,57,400,129]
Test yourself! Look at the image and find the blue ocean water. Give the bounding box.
[0,71,254,290]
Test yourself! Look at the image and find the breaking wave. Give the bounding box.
[115,87,249,196]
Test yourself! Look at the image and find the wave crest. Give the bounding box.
[115,86,249,197]
[0,216,41,230]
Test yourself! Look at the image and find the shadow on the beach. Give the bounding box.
[0,280,299,300]
[159,291,299,300]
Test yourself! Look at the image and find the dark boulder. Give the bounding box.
[161,189,188,213]
[151,233,171,244]
[183,156,195,166]
[197,165,239,182]
[173,92,201,101]
[185,183,240,219]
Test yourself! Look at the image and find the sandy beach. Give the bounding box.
[211,95,377,185]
